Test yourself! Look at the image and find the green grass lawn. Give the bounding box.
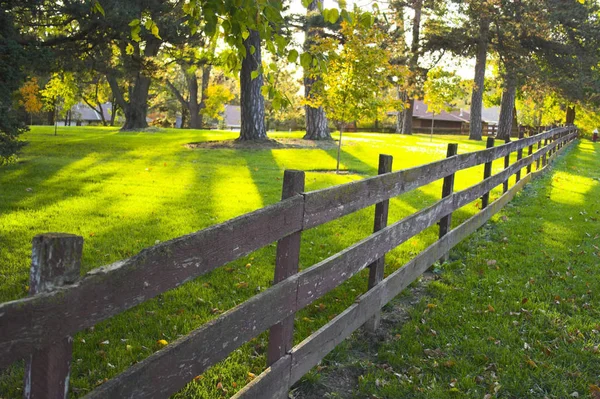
[0,126,591,398]
[301,139,600,399]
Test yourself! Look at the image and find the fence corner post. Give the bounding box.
[267,170,305,367]
[438,143,458,263]
[365,154,393,333]
[481,136,495,209]
[24,233,83,399]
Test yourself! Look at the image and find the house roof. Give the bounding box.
[389,100,500,125]
[412,100,471,123]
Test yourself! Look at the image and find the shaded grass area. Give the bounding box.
[301,140,600,399]
[0,127,537,397]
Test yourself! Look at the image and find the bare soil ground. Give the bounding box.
[291,272,438,399]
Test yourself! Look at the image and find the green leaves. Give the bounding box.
[93,1,105,16]
[323,8,340,24]
[300,53,312,69]
[128,17,161,43]
[287,49,299,63]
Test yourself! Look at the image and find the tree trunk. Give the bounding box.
[402,98,414,135]
[303,0,331,140]
[496,77,517,140]
[395,89,407,133]
[402,0,422,135]
[565,105,576,124]
[469,18,490,141]
[238,30,266,140]
[121,73,151,130]
[198,65,212,129]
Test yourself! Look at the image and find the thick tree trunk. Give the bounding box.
[121,73,151,130]
[566,105,576,124]
[496,77,517,140]
[469,18,490,141]
[304,105,330,140]
[402,98,414,135]
[303,0,331,140]
[238,30,266,140]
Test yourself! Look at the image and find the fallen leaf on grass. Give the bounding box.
[157,339,168,347]
[235,281,248,289]
[487,305,496,313]
[525,358,537,368]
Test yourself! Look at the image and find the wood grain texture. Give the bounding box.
[24,234,83,399]
[230,355,291,399]
[84,276,299,399]
[0,196,304,370]
[267,171,305,366]
[365,154,393,332]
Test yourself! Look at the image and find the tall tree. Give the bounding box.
[306,8,396,173]
[469,15,490,140]
[303,0,331,140]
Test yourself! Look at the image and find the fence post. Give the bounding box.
[502,137,511,193]
[481,136,495,209]
[267,170,305,367]
[542,138,548,167]
[365,154,393,332]
[24,233,83,399]
[527,138,534,174]
[515,131,524,183]
[536,137,542,170]
[438,144,458,263]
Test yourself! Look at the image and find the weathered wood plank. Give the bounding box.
[24,234,83,399]
[84,276,299,399]
[303,127,569,228]
[288,171,537,386]
[231,355,291,399]
[267,170,305,367]
[0,196,304,370]
[365,154,393,332]
[235,132,578,399]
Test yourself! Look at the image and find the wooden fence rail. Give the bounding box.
[0,127,578,398]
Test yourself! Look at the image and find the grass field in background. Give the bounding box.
[0,126,590,398]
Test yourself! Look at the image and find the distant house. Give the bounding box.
[57,102,116,126]
[388,100,500,134]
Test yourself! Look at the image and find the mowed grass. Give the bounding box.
[327,140,600,398]
[0,126,569,397]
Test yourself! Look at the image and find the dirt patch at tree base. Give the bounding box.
[290,272,437,399]
[186,138,340,150]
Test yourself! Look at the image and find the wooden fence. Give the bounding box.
[0,127,578,399]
